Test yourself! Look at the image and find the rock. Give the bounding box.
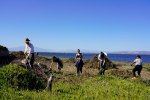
[0,45,11,65]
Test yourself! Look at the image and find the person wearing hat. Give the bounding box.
[24,38,35,69]
[131,55,143,79]
[98,52,107,75]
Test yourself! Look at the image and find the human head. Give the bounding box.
[77,49,80,53]
[52,56,57,61]
[100,52,105,59]
[101,52,104,55]
[25,38,30,45]
[137,55,141,59]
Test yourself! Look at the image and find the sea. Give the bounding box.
[38,52,150,63]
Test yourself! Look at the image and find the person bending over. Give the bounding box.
[131,55,143,79]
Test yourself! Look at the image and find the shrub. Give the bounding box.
[0,64,46,90]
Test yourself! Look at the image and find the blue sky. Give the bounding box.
[0,0,150,52]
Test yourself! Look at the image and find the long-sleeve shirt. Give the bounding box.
[98,54,101,61]
[98,54,105,66]
[24,43,34,56]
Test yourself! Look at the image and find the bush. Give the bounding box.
[0,64,46,90]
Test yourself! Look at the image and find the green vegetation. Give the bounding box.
[143,63,150,71]
[0,64,150,100]
[0,64,46,90]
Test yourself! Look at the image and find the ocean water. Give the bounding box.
[38,52,150,63]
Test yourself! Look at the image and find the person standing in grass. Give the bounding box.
[50,56,63,72]
[98,52,107,75]
[24,38,35,69]
[75,49,83,76]
[131,55,143,79]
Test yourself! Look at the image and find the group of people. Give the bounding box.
[24,38,143,79]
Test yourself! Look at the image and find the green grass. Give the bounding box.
[1,76,150,100]
[0,64,150,100]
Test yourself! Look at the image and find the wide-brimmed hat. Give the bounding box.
[25,38,30,42]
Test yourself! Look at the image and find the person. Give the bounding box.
[131,55,143,79]
[50,56,63,72]
[75,49,83,76]
[24,38,35,69]
[98,52,107,75]
[47,73,54,93]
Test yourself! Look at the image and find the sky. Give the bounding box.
[0,0,150,52]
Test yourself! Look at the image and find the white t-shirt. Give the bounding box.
[24,43,34,56]
[134,58,142,66]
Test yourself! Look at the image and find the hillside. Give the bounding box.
[0,55,150,100]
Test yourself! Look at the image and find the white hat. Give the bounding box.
[104,52,107,57]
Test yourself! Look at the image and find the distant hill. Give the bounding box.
[110,51,150,55]
[8,47,150,55]
[9,46,50,52]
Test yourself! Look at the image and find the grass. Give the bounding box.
[1,75,150,100]
[0,62,150,100]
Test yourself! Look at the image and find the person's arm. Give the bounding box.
[98,54,101,61]
[131,59,136,66]
[24,44,30,60]
[102,60,105,66]
[24,44,27,55]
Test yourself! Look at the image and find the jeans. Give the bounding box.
[75,59,83,75]
[100,65,106,75]
[26,53,34,69]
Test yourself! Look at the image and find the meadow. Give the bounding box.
[0,58,150,100]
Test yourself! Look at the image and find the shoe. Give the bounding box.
[131,77,136,80]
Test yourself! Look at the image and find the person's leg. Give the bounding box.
[137,65,142,76]
[100,68,103,75]
[25,56,31,70]
[58,66,61,72]
[132,68,136,77]
[80,66,83,74]
[79,61,83,74]
[102,66,106,75]
[30,54,34,69]
[76,66,80,76]
[25,61,29,69]
[76,60,80,76]
[132,66,138,77]
[57,63,61,72]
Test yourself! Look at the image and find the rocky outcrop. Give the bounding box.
[0,45,10,65]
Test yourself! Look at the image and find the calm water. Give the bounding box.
[38,52,150,63]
